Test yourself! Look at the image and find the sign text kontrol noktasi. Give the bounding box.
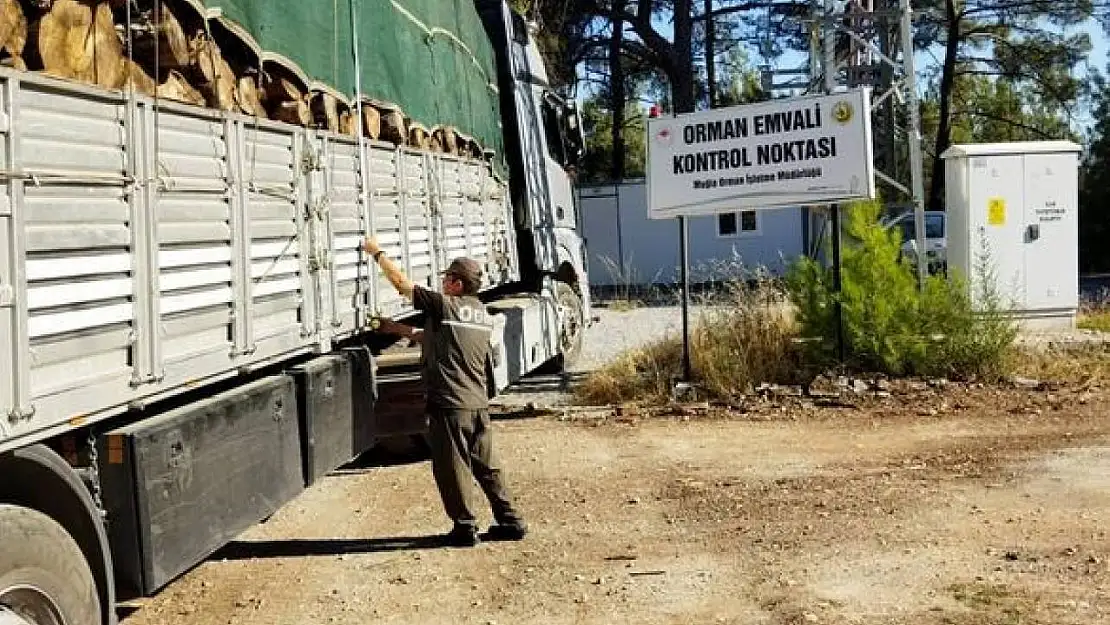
[670,100,839,188]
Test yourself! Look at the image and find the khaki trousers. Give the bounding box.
[426,407,521,529]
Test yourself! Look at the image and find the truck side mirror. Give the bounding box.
[563,102,586,166]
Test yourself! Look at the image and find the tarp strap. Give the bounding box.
[390,0,500,95]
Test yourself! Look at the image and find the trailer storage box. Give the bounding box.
[289,353,374,486]
[99,375,303,597]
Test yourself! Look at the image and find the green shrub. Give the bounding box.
[786,199,1016,380]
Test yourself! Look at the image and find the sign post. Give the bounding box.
[646,88,876,383]
[678,216,692,383]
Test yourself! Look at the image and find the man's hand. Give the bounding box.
[362,236,381,256]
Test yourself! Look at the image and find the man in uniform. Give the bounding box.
[363,236,528,547]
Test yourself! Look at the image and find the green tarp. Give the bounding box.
[204,0,505,167]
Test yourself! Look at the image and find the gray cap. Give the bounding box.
[445,257,482,291]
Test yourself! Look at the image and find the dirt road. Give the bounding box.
[118,380,1110,625]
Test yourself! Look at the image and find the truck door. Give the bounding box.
[498,9,585,275]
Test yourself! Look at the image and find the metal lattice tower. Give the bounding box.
[812,0,928,283]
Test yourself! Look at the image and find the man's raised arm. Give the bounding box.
[363,236,414,300]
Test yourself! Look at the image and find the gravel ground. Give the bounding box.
[574,306,694,372]
[121,376,1110,625]
[493,305,697,409]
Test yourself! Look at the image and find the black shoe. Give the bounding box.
[486,521,528,541]
[443,524,480,547]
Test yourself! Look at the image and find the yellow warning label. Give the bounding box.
[988,197,1006,226]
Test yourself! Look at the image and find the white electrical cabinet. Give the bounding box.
[942,141,1082,330]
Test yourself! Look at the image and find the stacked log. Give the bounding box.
[27,0,127,89]
[186,32,235,110]
[407,122,430,150]
[155,68,203,104]
[359,101,381,140]
[0,0,27,70]
[310,90,340,133]
[131,1,189,74]
[10,0,489,156]
[377,103,406,146]
[263,73,310,126]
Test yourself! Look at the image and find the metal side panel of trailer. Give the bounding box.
[0,69,519,453]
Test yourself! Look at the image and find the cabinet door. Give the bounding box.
[1023,153,1078,310]
[967,154,1025,309]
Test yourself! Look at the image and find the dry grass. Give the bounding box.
[1009,344,1110,387]
[1078,310,1110,333]
[576,282,801,404]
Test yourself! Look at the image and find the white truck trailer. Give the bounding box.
[0,2,589,624]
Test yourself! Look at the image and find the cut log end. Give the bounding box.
[0,0,27,59]
[235,74,264,116]
[310,91,340,132]
[432,126,458,155]
[379,108,406,145]
[273,99,311,126]
[361,105,381,140]
[339,109,358,137]
[408,123,431,150]
[156,69,205,105]
[188,33,236,111]
[132,1,190,72]
[32,0,126,89]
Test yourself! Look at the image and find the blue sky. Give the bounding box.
[582,11,1110,136]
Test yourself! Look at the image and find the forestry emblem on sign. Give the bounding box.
[655,126,674,146]
[832,100,854,125]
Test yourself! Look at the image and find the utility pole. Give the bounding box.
[705,0,716,107]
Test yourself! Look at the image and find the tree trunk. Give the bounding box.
[928,0,960,212]
[29,0,126,89]
[670,0,696,114]
[609,1,625,182]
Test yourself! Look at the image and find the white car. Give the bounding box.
[883,210,947,275]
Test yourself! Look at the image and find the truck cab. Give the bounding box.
[477,1,591,348]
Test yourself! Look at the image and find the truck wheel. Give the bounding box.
[0,505,99,625]
[555,282,584,368]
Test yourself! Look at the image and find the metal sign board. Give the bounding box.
[646,88,876,219]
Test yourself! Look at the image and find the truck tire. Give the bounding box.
[555,282,584,369]
[0,505,100,625]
